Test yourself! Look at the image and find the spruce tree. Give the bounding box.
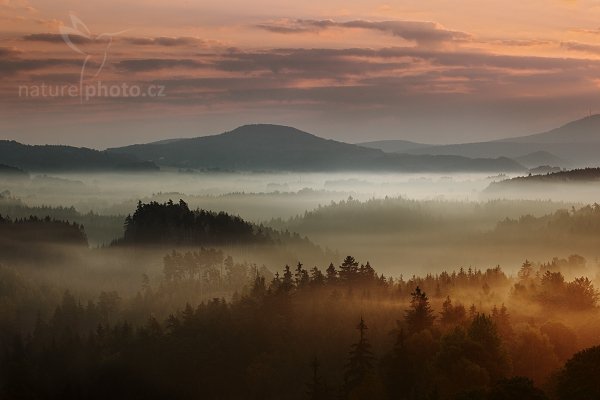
[310,267,325,286]
[326,263,338,284]
[405,286,435,333]
[306,357,328,400]
[281,265,294,292]
[339,256,359,283]
[344,317,374,394]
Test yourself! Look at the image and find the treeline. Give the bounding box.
[490,167,600,186]
[114,200,321,252]
[513,257,598,310]
[0,196,332,277]
[131,249,274,315]
[495,204,600,237]
[0,164,28,178]
[1,255,599,399]
[267,197,570,234]
[0,215,86,244]
[0,215,88,264]
[0,194,323,251]
[0,191,124,245]
[265,197,600,272]
[117,199,262,245]
[0,214,87,253]
[0,140,159,172]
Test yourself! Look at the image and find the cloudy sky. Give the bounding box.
[2,0,600,148]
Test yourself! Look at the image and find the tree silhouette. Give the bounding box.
[306,357,328,400]
[468,313,510,381]
[281,265,294,292]
[326,263,337,284]
[381,324,419,399]
[310,267,325,286]
[119,199,263,246]
[344,317,374,395]
[489,377,547,400]
[295,262,310,288]
[339,256,359,283]
[518,259,534,281]
[440,296,466,327]
[405,286,435,333]
[556,345,600,400]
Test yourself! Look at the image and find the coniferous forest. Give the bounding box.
[1,196,600,399]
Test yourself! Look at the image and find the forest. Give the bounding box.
[1,178,600,400]
[1,250,599,399]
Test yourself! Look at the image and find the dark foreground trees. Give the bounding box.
[555,345,600,400]
[0,256,597,400]
[405,286,435,334]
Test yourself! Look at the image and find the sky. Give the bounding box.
[2,0,600,148]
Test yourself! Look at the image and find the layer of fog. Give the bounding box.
[1,171,517,219]
[4,170,600,277]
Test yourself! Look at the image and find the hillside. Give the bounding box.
[357,139,431,153]
[506,114,600,144]
[480,167,600,202]
[0,163,28,178]
[513,151,567,168]
[0,215,89,263]
[372,115,600,167]
[116,199,265,246]
[487,168,600,189]
[107,124,524,172]
[0,140,159,172]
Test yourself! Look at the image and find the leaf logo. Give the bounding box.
[59,13,129,101]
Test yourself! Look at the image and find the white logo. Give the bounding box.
[59,13,129,101]
[17,14,166,101]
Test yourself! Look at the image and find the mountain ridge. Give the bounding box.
[369,115,600,167]
[497,114,600,144]
[356,139,432,153]
[0,140,159,172]
[106,124,525,173]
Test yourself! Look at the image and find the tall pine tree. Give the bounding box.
[344,317,374,394]
[405,286,435,334]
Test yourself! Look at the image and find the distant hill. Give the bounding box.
[508,167,600,182]
[513,151,567,169]
[112,200,326,263]
[0,192,124,246]
[0,140,159,172]
[528,165,562,175]
[357,139,431,153]
[116,199,264,246]
[0,164,28,178]
[485,168,600,194]
[401,115,600,167]
[0,215,88,263]
[107,124,524,173]
[505,115,600,144]
[482,167,600,202]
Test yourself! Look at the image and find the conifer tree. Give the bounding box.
[295,262,310,287]
[344,317,374,394]
[405,286,435,333]
[281,265,294,292]
[339,256,359,283]
[326,263,338,284]
[310,267,325,286]
[306,357,328,400]
[518,259,534,281]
